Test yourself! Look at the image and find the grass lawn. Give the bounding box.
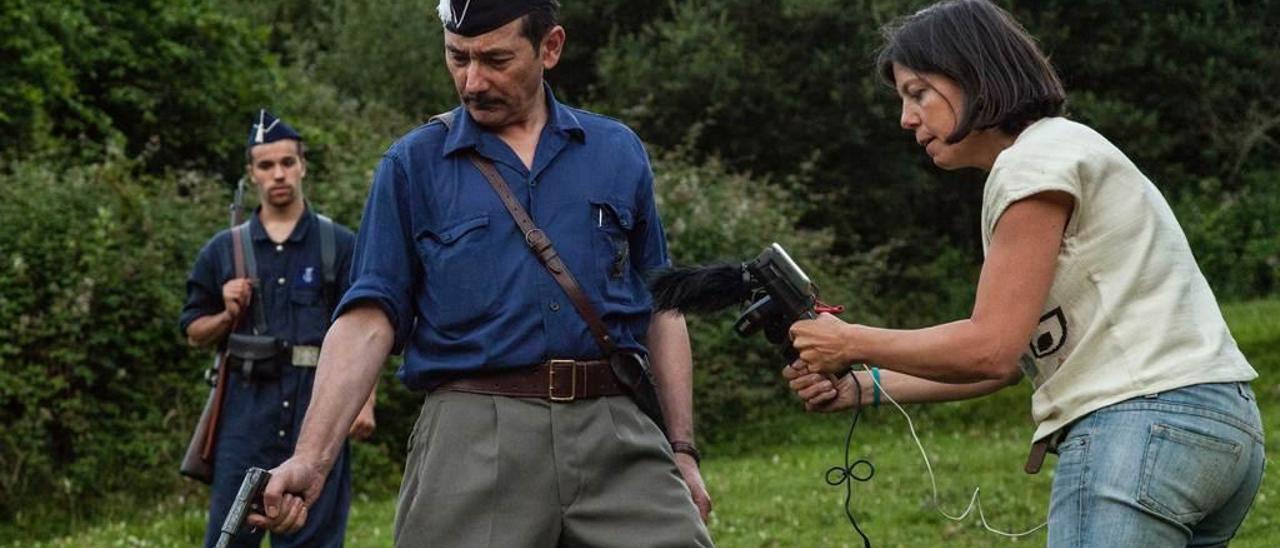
[10,299,1278,547]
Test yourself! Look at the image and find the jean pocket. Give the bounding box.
[1056,433,1088,454]
[1237,382,1255,402]
[1138,423,1243,523]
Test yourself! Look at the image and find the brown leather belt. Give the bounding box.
[436,359,625,402]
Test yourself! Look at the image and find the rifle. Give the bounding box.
[181,178,249,483]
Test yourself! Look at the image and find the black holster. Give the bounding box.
[225,333,289,381]
[610,351,666,434]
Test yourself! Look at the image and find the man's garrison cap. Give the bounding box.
[246,109,302,150]
[436,0,558,37]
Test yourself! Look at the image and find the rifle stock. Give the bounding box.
[180,349,232,483]
[180,377,216,482]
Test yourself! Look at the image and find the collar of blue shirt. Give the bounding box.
[441,81,586,158]
[247,204,316,243]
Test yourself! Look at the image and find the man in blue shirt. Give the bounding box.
[251,1,713,546]
[181,111,373,547]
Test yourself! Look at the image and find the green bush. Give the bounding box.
[652,152,890,435]
[1174,170,1280,299]
[0,150,223,523]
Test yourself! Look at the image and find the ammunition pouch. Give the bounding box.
[610,351,666,434]
[226,333,289,381]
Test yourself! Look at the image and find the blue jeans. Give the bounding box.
[1048,382,1265,547]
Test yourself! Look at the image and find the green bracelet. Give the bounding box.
[870,366,881,408]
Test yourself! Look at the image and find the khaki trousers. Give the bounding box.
[394,390,714,548]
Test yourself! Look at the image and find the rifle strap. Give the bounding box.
[429,110,616,356]
[231,225,247,280]
[234,222,268,334]
[204,220,251,462]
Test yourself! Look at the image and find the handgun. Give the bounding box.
[215,467,271,548]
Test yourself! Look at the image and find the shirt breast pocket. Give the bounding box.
[415,215,498,329]
[289,287,329,344]
[589,200,635,300]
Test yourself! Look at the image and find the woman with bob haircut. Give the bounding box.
[783,0,1264,544]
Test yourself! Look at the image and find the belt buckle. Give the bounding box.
[548,359,577,402]
[291,345,320,367]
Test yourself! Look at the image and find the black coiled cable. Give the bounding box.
[823,371,875,548]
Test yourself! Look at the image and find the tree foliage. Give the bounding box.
[589,0,1280,297]
[0,0,277,174]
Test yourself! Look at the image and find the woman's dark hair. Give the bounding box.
[876,0,1065,143]
[521,1,560,51]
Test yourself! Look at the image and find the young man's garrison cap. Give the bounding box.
[246,109,302,150]
[436,0,556,37]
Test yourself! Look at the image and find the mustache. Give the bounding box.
[463,94,505,109]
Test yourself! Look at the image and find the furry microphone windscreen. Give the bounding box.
[647,263,753,314]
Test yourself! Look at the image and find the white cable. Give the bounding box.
[861,364,1048,538]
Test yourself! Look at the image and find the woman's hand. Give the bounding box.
[789,313,858,374]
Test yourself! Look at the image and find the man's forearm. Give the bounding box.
[294,304,394,470]
[186,311,235,347]
[647,311,696,442]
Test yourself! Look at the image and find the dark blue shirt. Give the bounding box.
[180,207,355,345]
[335,86,670,390]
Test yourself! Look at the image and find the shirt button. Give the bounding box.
[282,400,290,409]
[277,277,286,286]
[275,244,284,252]
[277,429,286,438]
[549,302,560,311]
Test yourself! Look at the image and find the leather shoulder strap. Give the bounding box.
[466,152,618,356]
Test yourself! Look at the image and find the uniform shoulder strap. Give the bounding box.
[316,213,337,313]
[428,110,456,130]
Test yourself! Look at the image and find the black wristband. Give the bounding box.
[670,440,701,464]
